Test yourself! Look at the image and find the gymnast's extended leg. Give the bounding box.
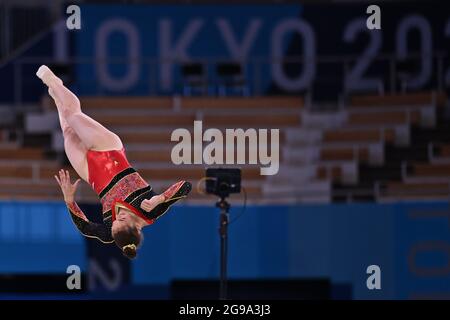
[37,66,123,153]
[48,87,89,182]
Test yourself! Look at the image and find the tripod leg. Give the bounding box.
[220,216,226,299]
[217,198,231,300]
[219,205,229,300]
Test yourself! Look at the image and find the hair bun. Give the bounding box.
[122,244,137,259]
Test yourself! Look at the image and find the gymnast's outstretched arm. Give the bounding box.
[56,169,114,244]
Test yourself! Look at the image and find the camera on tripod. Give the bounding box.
[205,167,242,299]
[205,168,241,198]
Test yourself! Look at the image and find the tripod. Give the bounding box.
[216,196,230,300]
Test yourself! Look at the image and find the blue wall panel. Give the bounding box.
[0,201,85,273]
[0,200,449,299]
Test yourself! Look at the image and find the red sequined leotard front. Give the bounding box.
[86,148,132,195]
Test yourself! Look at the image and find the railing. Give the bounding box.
[3,52,449,111]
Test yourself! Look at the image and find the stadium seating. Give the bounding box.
[7,90,449,203]
[16,96,302,203]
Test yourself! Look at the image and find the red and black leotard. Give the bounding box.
[66,148,191,243]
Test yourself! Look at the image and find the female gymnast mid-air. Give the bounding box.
[36,65,191,259]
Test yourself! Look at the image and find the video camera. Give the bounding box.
[205,168,241,198]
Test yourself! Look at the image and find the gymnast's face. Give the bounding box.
[112,208,141,234]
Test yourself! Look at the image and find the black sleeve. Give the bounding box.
[67,202,114,244]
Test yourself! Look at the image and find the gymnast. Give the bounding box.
[36,65,191,259]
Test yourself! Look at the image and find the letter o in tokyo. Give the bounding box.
[96,19,140,91]
[271,19,316,91]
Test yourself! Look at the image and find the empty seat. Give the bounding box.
[320,148,369,162]
[0,165,33,179]
[39,166,76,180]
[81,97,173,110]
[323,128,395,143]
[316,166,342,180]
[412,163,450,177]
[203,114,300,127]
[0,147,43,160]
[385,181,450,198]
[126,150,173,163]
[95,114,195,127]
[120,131,172,144]
[181,96,303,110]
[350,92,446,108]
[348,110,420,126]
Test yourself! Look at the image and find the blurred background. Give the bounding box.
[0,0,449,299]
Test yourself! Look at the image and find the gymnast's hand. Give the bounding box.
[55,169,81,204]
[140,194,165,212]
